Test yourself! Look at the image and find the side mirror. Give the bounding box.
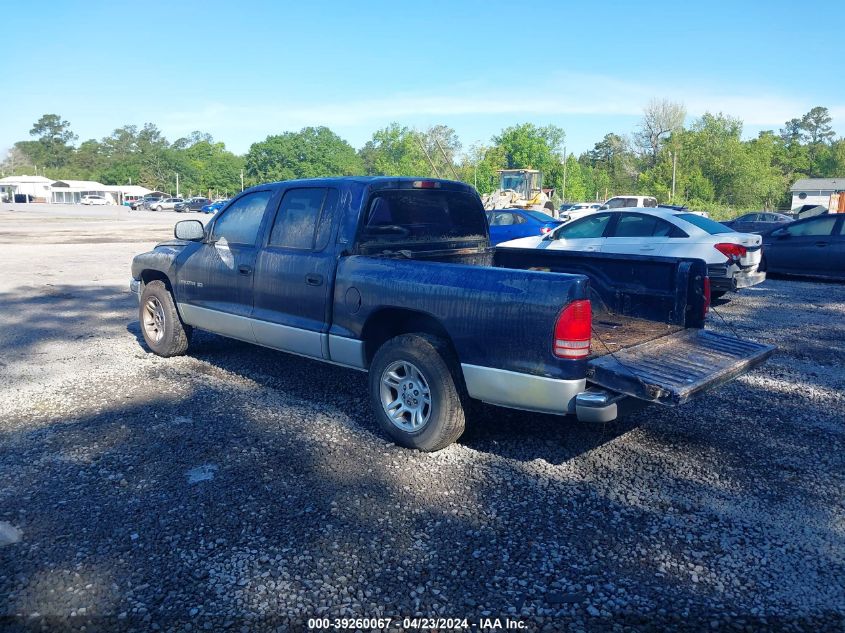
[772,229,790,239]
[598,204,609,210]
[175,219,205,241]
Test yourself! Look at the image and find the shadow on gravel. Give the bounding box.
[0,384,730,628]
[0,284,131,357]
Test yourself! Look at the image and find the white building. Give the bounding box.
[51,181,153,205]
[0,175,53,202]
[51,180,116,204]
[789,178,844,210]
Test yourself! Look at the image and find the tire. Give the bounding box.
[156,205,163,212]
[368,333,467,451]
[139,280,192,357]
[711,291,727,299]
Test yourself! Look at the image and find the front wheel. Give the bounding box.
[368,333,467,451]
[139,280,192,357]
[156,205,163,212]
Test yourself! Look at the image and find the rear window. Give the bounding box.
[522,210,556,222]
[676,213,733,235]
[361,190,486,245]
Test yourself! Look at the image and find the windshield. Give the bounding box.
[360,190,487,246]
[676,213,733,234]
[500,174,528,195]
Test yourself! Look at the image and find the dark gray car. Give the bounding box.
[761,214,845,280]
[722,212,792,234]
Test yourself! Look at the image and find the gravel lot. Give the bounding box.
[0,204,843,632]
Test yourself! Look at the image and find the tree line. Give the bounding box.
[3,103,843,217]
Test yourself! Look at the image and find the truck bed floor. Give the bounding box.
[590,312,684,358]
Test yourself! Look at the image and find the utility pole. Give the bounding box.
[671,150,677,202]
[176,173,180,197]
[240,170,244,192]
[561,146,567,204]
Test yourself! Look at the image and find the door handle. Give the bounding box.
[238,265,253,275]
[815,242,828,247]
[584,246,597,251]
[640,246,656,252]
[305,273,324,286]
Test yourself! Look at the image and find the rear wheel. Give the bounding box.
[156,205,163,212]
[369,333,467,451]
[139,280,191,357]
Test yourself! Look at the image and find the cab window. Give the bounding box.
[784,216,837,237]
[212,190,273,246]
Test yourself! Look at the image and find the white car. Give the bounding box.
[559,202,602,222]
[499,208,765,296]
[80,195,109,206]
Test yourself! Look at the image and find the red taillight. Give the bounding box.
[553,299,591,359]
[412,180,440,189]
[714,243,747,260]
[703,276,711,318]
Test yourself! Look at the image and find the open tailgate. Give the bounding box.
[586,330,775,406]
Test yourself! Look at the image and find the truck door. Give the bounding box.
[175,189,275,342]
[251,187,338,359]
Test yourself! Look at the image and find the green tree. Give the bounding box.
[360,123,436,177]
[15,113,78,170]
[586,133,638,195]
[560,153,585,202]
[246,126,362,183]
[799,106,835,176]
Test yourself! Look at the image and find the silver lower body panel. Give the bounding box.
[461,363,586,415]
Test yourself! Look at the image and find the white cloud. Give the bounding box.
[155,71,844,149]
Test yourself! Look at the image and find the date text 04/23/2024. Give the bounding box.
[307,617,528,630]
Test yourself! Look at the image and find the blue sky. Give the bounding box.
[3,0,845,159]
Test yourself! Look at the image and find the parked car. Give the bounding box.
[151,197,184,212]
[599,195,658,210]
[499,208,765,297]
[722,212,792,234]
[80,195,109,206]
[131,177,772,452]
[175,197,211,213]
[486,209,563,245]
[559,202,602,222]
[760,214,845,280]
[200,199,229,214]
[134,195,164,210]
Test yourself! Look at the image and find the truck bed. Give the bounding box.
[590,311,683,358]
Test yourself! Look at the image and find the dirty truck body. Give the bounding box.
[131,177,773,451]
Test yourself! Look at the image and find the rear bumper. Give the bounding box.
[708,264,766,291]
[460,363,634,423]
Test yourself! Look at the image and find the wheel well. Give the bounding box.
[362,308,454,366]
[139,270,171,289]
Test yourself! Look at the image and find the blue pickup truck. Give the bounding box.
[131,177,773,451]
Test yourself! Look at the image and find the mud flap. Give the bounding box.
[586,330,775,406]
